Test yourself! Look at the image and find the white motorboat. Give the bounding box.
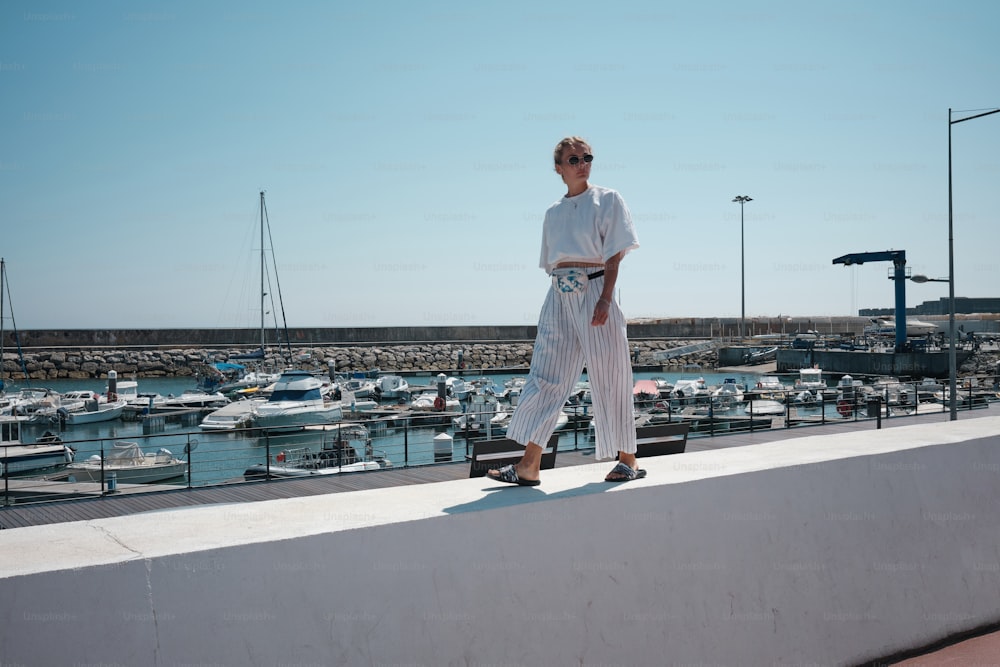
[65,441,187,484]
[374,374,409,400]
[339,377,378,400]
[59,398,127,425]
[794,368,838,400]
[113,379,165,411]
[670,377,710,402]
[794,367,826,392]
[452,409,510,434]
[753,376,791,401]
[866,318,940,337]
[0,418,74,475]
[446,377,474,401]
[409,391,460,411]
[243,424,391,479]
[26,390,127,425]
[199,397,265,431]
[744,399,786,416]
[160,391,230,409]
[711,378,744,408]
[252,370,344,430]
[3,387,61,419]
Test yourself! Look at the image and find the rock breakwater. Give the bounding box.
[1,340,719,380]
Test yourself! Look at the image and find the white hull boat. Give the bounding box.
[0,420,73,475]
[199,398,265,431]
[29,391,128,425]
[66,441,186,484]
[160,391,230,409]
[339,378,378,400]
[243,424,391,479]
[374,375,409,400]
[410,391,460,411]
[252,370,343,430]
[744,399,786,416]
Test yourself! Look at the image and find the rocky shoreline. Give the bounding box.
[3,340,996,382]
[0,340,717,381]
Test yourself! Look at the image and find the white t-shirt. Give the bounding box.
[538,185,639,274]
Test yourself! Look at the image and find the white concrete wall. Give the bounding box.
[2,417,1000,666]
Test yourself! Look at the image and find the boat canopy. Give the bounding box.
[214,362,247,372]
[107,441,146,464]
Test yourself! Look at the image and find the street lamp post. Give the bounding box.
[948,107,1000,420]
[732,195,753,339]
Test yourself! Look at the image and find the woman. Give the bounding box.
[488,136,641,485]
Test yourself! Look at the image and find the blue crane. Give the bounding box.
[832,250,907,351]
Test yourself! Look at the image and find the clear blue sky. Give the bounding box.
[2,0,998,330]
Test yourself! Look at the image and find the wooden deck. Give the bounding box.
[0,405,991,530]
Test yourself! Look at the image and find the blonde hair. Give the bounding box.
[553,136,591,164]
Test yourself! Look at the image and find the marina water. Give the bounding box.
[10,369,770,485]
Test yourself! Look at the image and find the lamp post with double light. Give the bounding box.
[948,107,1000,420]
[732,195,752,339]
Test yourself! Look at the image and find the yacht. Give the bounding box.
[252,370,343,431]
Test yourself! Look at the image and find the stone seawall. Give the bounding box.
[1,340,719,380]
[4,317,874,349]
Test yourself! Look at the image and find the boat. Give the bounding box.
[199,397,264,431]
[491,409,569,435]
[339,376,378,400]
[794,367,827,392]
[159,391,230,409]
[711,378,744,408]
[3,387,62,419]
[243,424,391,479]
[409,391,460,411]
[452,409,510,435]
[28,389,127,425]
[869,376,914,406]
[251,369,343,430]
[742,346,778,365]
[793,367,837,399]
[670,377,710,402]
[865,318,940,337]
[446,377,474,401]
[0,258,32,409]
[753,376,791,402]
[113,378,163,410]
[374,374,410,400]
[633,379,660,402]
[218,367,282,397]
[65,441,187,484]
[0,418,74,475]
[792,390,819,404]
[744,399,786,416]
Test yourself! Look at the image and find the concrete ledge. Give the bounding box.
[2,418,999,665]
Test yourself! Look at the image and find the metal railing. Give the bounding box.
[2,376,996,507]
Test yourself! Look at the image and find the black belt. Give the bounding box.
[587,270,604,279]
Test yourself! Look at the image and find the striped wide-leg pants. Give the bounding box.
[506,275,636,460]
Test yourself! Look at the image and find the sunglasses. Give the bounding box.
[565,154,594,166]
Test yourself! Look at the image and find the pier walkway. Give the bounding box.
[0,405,987,531]
[1,405,997,665]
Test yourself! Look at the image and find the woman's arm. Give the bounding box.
[591,250,625,326]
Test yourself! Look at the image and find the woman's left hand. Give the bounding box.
[591,298,610,326]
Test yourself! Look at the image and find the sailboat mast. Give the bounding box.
[0,258,5,390]
[259,191,266,354]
